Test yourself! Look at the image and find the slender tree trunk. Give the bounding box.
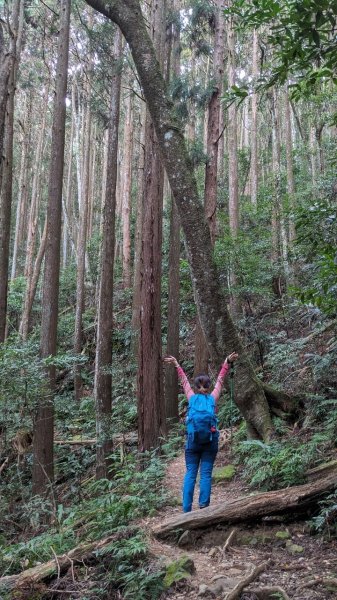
[310,125,317,187]
[62,106,75,268]
[250,29,258,207]
[11,91,32,281]
[74,46,93,401]
[20,88,49,339]
[271,88,288,296]
[86,0,274,441]
[204,0,225,244]
[87,122,96,241]
[165,0,181,424]
[284,86,296,244]
[194,0,225,377]
[0,0,23,341]
[0,23,12,199]
[21,219,48,333]
[121,86,133,289]
[94,30,123,480]
[131,100,146,356]
[227,4,239,312]
[32,0,70,495]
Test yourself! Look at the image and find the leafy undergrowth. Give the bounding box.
[0,436,183,600]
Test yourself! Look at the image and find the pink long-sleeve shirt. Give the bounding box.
[177,361,230,404]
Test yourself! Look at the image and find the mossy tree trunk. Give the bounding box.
[85,0,275,440]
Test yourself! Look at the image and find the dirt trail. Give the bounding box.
[143,438,337,599]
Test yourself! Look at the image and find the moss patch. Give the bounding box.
[213,465,235,482]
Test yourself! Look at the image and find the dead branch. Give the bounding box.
[297,577,337,592]
[222,527,237,553]
[0,456,9,474]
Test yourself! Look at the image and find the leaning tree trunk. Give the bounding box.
[33,0,70,495]
[94,29,123,480]
[85,0,274,440]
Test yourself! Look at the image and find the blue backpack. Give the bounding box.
[186,393,217,445]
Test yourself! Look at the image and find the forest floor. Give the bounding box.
[142,436,337,600]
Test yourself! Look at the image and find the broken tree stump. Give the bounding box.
[152,468,337,537]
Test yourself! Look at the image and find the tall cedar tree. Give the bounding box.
[0,0,23,341]
[137,0,167,451]
[94,29,123,479]
[33,0,70,494]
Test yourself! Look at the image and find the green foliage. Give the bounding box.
[217,395,241,429]
[163,555,195,587]
[229,0,337,96]
[312,490,337,537]
[6,276,26,334]
[293,197,337,316]
[0,451,170,587]
[215,198,273,300]
[236,437,324,490]
[0,337,44,439]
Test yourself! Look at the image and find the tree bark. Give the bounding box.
[137,0,167,452]
[33,0,70,495]
[165,0,181,424]
[20,86,49,340]
[11,91,32,281]
[153,468,337,536]
[227,3,240,314]
[94,29,123,479]
[85,0,274,440]
[194,0,225,376]
[250,29,259,207]
[0,0,23,341]
[284,86,296,244]
[74,28,93,401]
[121,84,133,289]
[130,100,146,356]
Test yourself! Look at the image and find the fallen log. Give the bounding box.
[0,527,137,596]
[152,468,337,537]
[54,433,138,446]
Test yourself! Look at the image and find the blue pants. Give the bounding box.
[182,436,218,513]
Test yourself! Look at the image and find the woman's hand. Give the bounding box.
[225,352,239,364]
[163,355,180,368]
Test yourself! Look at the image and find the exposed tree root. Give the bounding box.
[297,577,337,591]
[224,561,268,599]
[248,586,291,599]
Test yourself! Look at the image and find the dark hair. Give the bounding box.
[194,374,211,390]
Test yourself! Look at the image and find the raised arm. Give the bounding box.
[163,356,194,400]
[211,352,238,402]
